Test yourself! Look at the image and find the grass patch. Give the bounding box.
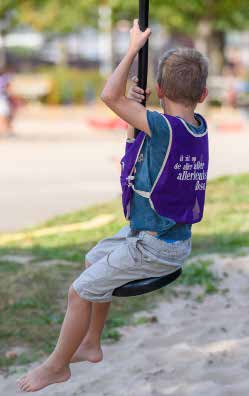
[181,259,220,302]
[0,174,248,370]
[192,174,249,254]
[181,259,219,291]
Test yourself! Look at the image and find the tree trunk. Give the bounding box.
[98,5,113,76]
[207,30,225,74]
[195,19,225,75]
[0,33,7,69]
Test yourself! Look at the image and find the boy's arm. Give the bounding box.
[126,125,135,140]
[101,19,151,136]
[126,76,152,140]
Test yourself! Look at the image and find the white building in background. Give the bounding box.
[3,27,44,49]
[66,28,99,61]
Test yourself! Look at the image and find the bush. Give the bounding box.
[38,66,105,105]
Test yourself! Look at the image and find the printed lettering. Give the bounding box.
[177,170,207,181]
[195,181,206,190]
[183,163,193,171]
[194,161,205,170]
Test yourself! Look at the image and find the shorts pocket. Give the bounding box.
[136,240,160,263]
[140,237,191,264]
[160,240,191,262]
[107,239,141,272]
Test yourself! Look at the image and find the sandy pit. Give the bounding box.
[1,252,249,396]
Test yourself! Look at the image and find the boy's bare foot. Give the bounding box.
[70,341,103,363]
[16,362,71,392]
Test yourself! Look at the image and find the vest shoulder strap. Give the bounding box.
[132,113,173,201]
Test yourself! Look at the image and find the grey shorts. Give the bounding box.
[73,225,191,302]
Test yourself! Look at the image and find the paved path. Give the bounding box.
[0,105,124,232]
[0,105,248,232]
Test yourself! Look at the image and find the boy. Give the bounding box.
[17,19,208,392]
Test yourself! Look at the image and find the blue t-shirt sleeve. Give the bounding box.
[146,110,170,149]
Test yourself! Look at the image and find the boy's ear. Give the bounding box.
[199,87,208,103]
[156,83,164,99]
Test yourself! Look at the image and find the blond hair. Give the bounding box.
[157,48,208,106]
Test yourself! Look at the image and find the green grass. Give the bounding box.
[0,173,248,371]
[192,174,249,254]
[181,258,220,302]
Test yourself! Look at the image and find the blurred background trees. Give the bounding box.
[0,0,249,106]
[112,0,249,73]
[1,0,249,69]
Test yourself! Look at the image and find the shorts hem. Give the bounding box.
[72,283,113,303]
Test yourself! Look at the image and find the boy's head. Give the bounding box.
[156,48,208,107]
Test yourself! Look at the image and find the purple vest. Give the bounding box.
[120,113,209,224]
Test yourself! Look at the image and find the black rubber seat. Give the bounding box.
[113,267,182,297]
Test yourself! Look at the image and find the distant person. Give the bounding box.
[223,63,238,107]
[0,68,15,136]
[17,20,209,392]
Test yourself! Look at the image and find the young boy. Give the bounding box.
[17,19,208,392]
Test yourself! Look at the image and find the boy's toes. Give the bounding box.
[19,381,26,391]
[17,377,26,388]
[16,376,24,384]
[19,378,29,391]
[24,383,33,392]
[22,382,31,392]
[21,378,31,391]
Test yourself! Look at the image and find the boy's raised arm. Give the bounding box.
[101,19,151,136]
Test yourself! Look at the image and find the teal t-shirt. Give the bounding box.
[130,110,207,242]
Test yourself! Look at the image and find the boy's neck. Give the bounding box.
[161,98,198,127]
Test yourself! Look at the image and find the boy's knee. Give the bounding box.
[69,284,91,306]
[68,285,82,304]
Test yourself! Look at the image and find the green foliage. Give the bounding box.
[1,0,249,35]
[16,0,100,33]
[112,0,249,33]
[37,67,104,105]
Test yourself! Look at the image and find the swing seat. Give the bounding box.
[113,267,182,297]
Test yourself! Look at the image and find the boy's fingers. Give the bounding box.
[134,93,145,100]
[144,27,152,38]
[129,92,145,102]
[130,91,144,99]
[131,76,138,83]
[133,86,144,94]
[133,19,139,27]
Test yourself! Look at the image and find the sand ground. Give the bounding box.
[1,251,249,396]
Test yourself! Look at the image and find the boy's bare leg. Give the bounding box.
[71,259,111,363]
[17,287,91,392]
[71,301,111,363]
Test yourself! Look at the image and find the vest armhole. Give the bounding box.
[129,135,146,178]
[150,114,173,197]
